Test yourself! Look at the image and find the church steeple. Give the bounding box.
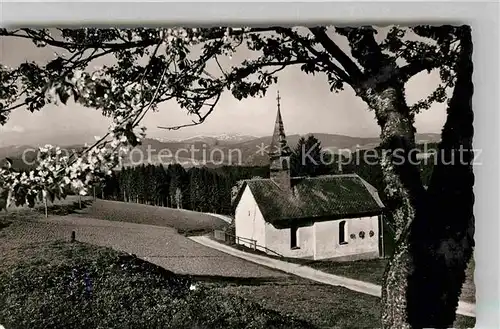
[269,90,291,190]
[269,91,291,158]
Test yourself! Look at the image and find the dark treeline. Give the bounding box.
[98,163,270,215]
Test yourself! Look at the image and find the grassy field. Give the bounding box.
[0,240,312,329]
[0,202,475,328]
[0,237,475,329]
[88,199,228,235]
[0,195,92,231]
[213,235,476,304]
[1,211,284,279]
[2,195,93,212]
[307,258,476,304]
[210,279,475,329]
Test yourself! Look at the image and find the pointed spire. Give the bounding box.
[269,90,291,158]
[276,90,281,112]
[269,90,292,190]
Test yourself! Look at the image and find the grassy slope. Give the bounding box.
[215,231,475,304]
[0,202,475,329]
[0,196,92,233]
[211,237,475,328]
[214,282,475,329]
[0,240,313,329]
[88,199,228,235]
[308,258,476,304]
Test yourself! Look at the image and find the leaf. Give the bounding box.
[57,88,70,105]
[72,87,80,102]
[4,157,12,168]
[46,57,64,72]
[125,131,140,147]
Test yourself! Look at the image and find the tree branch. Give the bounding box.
[277,28,353,85]
[2,29,157,51]
[398,58,437,82]
[157,93,222,130]
[156,56,300,131]
[215,56,228,78]
[132,65,170,127]
[0,101,29,114]
[1,27,278,53]
[334,26,397,79]
[309,27,363,80]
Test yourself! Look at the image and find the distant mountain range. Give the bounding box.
[0,132,441,168]
[0,129,103,148]
[157,133,259,144]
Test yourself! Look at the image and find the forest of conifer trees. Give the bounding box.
[98,163,270,215]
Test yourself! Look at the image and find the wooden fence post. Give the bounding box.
[253,240,257,251]
[71,230,76,242]
[44,196,48,218]
[380,214,385,258]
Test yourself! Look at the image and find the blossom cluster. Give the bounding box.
[0,27,257,209]
[0,133,133,207]
[161,27,247,48]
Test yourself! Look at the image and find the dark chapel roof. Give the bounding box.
[233,174,385,227]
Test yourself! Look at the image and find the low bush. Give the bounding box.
[0,241,313,329]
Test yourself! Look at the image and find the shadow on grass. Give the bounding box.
[179,228,214,237]
[0,199,93,222]
[0,219,12,231]
[186,274,288,286]
[37,200,93,216]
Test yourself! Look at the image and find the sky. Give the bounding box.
[0,27,447,146]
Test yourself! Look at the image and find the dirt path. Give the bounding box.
[189,235,476,318]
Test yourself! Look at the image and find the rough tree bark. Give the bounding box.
[344,26,474,329]
[406,26,475,328]
[356,26,474,329]
[357,73,427,329]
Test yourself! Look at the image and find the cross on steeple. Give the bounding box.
[269,91,289,157]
